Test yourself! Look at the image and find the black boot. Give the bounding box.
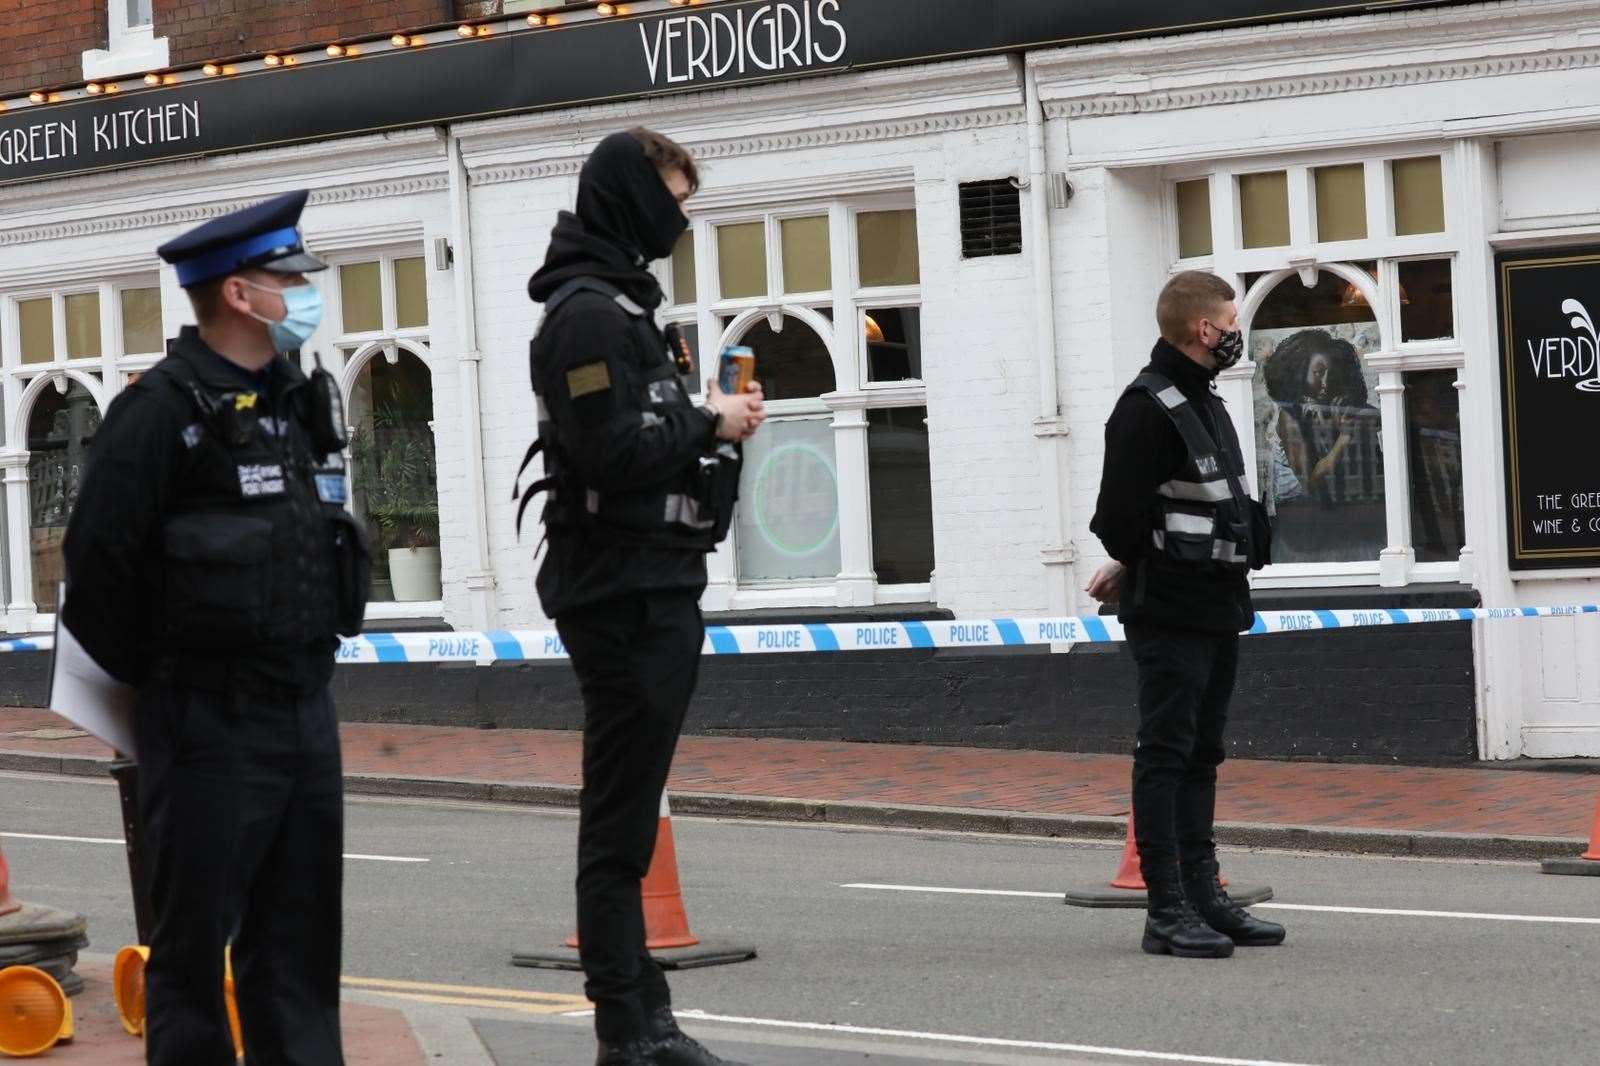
[596,1038,660,1065]
[647,1007,748,1066]
[1141,879,1235,958]
[1183,866,1286,947]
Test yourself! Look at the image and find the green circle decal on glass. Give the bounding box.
[751,442,839,558]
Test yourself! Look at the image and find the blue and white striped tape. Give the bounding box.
[6,604,1592,664]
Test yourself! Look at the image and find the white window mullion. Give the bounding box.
[1376,369,1414,586]
[99,282,119,406]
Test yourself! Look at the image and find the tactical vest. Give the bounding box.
[516,277,740,551]
[148,348,369,658]
[1127,371,1253,572]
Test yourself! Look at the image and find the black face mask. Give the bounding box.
[575,132,689,263]
[1208,324,1245,370]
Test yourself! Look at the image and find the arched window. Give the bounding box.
[27,380,100,609]
[348,348,438,603]
[726,314,842,583]
[1247,268,1385,564]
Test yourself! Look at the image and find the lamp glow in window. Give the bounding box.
[1249,269,1385,564]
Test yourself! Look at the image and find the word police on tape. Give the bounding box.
[5,606,1594,664]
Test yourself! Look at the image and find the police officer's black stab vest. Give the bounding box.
[146,343,370,659]
[516,278,740,552]
[1126,371,1258,572]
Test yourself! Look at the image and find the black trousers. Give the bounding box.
[556,590,703,1044]
[133,683,345,1066]
[1126,624,1239,884]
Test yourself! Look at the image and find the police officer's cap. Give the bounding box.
[157,190,327,288]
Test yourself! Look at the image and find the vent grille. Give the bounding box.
[958,179,1023,259]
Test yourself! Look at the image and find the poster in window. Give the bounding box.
[1496,247,1600,569]
[1250,322,1386,564]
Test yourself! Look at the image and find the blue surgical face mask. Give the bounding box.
[242,278,323,353]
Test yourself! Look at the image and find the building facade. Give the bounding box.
[1,0,1597,759]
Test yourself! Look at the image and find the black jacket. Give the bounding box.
[528,213,718,617]
[62,327,346,693]
[1090,340,1254,635]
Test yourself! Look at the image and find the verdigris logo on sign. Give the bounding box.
[1526,299,1600,393]
[638,0,847,88]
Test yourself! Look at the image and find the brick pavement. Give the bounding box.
[3,707,1596,840]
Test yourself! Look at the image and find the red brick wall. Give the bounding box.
[0,0,106,98]
[156,1,496,65]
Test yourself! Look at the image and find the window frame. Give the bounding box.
[0,273,162,628]
[1166,144,1466,589]
[321,247,443,623]
[663,191,935,611]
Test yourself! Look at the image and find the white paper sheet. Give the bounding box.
[47,588,136,756]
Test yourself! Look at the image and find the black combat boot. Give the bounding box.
[1183,864,1286,946]
[595,1037,660,1065]
[1141,879,1235,958]
[647,1006,748,1066]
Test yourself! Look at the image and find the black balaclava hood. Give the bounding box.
[576,131,688,263]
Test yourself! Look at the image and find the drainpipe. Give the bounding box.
[447,133,498,629]
[1021,55,1074,618]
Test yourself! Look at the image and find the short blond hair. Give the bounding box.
[1157,271,1236,347]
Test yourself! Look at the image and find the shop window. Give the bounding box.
[1175,179,1212,259]
[1239,171,1290,249]
[673,197,932,602]
[349,351,438,603]
[1314,164,1367,243]
[1249,270,1386,564]
[717,222,767,299]
[19,300,54,365]
[393,257,428,330]
[339,262,384,334]
[1398,259,1454,341]
[867,406,934,584]
[64,293,101,359]
[670,232,696,306]
[119,287,163,354]
[864,307,921,383]
[856,210,920,287]
[780,216,831,293]
[28,380,100,609]
[1393,156,1445,236]
[1403,370,1465,563]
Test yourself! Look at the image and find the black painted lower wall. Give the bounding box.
[1,587,1481,764]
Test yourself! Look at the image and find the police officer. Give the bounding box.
[62,190,366,1064]
[1087,270,1286,959]
[523,129,764,1066]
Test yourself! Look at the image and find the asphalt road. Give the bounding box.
[3,770,1597,1065]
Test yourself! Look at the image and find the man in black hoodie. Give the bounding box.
[1088,270,1285,959]
[526,129,763,1066]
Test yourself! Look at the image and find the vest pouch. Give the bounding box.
[1248,498,1273,570]
[328,509,372,637]
[691,444,742,546]
[161,513,272,648]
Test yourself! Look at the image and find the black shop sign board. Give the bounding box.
[1497,247,1600,569]
[0,0,1470,186]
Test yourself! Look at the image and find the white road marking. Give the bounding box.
[2,831,427,863]
[1254,902,1600,926]
[841,882,1600,926]
[673,1009,1322,1066]
[843,881,1059,899]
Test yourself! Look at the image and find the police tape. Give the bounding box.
[3,604,1594,664]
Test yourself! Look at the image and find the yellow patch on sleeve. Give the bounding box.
[565,361,612,399]
[233,392,258,411]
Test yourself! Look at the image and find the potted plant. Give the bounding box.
[350,403,441,602]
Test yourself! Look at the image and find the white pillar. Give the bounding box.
[2,452,35,631]
[1376,370,1414,587]
[446,135,498,629]
[825,397,875,607]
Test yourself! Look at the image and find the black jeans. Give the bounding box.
[133,684,345,1066]
[557,590,704,1044]
[1126,624,1239,885]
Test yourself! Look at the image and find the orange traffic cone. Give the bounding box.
[1108,816,1145,890]
[512,793,755,971]
[1540,789,1600,876]
[565,793,698,951]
